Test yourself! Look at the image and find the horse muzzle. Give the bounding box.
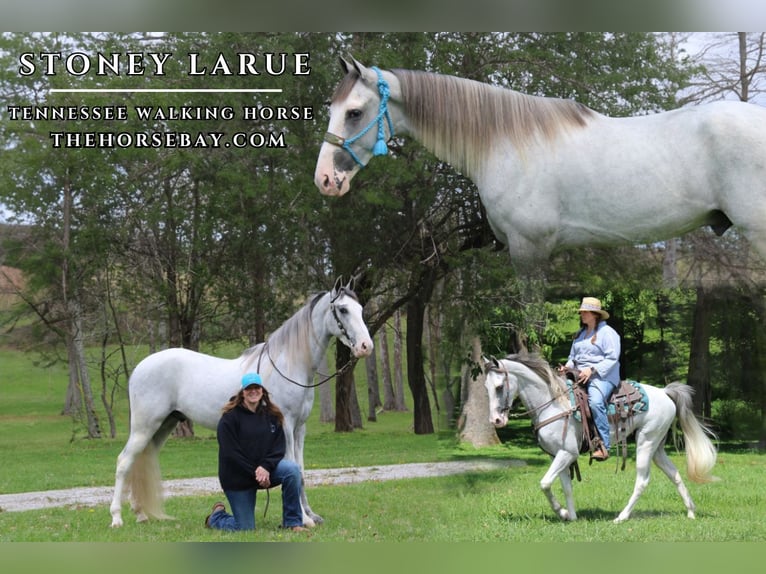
[490,413,509,427]
[351,337,374,358]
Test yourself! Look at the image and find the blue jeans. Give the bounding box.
[588,378,617,450]
[207,459,304,531]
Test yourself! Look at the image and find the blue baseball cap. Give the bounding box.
[241,373,263,389]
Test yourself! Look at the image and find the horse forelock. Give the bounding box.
[392,69,594,175]
[331,70,361,104]
[332,286,359,303]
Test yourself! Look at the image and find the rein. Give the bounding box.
[323,66,394,167]
[492,367,573,429]
[255,290,357,389]
[257,341,354,389]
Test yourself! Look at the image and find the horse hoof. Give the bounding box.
[687,511,696,519]
[110,518,123,528]
[613,515,628,524]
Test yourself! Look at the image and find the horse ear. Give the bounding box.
[341,54,367,76]
[490,356,500,368]
[339,55,353,74]
[333,276,343,295]
[345,275,356,293]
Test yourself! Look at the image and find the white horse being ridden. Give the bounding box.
[483,355,717,523]
[315,56,766,266]
[109,282,373,528]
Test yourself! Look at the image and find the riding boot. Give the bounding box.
[589,436,609,463]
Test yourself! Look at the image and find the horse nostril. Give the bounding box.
[322,174,331,190]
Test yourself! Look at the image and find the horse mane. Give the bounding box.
[505,352,570,408]
[239,288,361,373]
[391,69,595,176]
[240,292,327,371]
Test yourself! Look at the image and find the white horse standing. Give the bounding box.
[484,355,717,523]
[109,282,373,528]
[315,57,766,266]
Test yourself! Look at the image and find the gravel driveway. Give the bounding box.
[0,459,523,513]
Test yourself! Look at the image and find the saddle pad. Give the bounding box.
[567,379,648,422]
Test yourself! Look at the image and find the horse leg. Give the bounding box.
[540,451,578,521]
[110,431,152,528]
[293,423,323,526]
[557,467,577,521]
[651,446,697,519]
[129,414,179,523]
[109,414,178,527]
[281,422,316,528]
[614,437,655,523]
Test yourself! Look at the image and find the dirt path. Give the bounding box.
[0,459,523,513]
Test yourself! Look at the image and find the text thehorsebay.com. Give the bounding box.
[8,51,315,150]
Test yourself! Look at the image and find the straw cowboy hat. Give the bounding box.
[578,297,609,320]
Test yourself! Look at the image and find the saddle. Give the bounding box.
[565,369,648,470]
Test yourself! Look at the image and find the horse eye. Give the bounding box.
[346,109,363,121]
[338,307,349,315]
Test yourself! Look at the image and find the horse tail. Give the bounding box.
[129,442,171,520]
[129,413,182,521]
[664,382,719,484]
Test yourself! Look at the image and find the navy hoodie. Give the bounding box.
[216,403,286,491]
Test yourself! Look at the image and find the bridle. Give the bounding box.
[486,363,573,429]
[323,66,395,168]
[329,287,355,349]
[255,289,357,389]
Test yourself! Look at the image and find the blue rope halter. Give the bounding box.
[323,66,395,167]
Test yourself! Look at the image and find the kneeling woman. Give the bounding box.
[206,373,307,532]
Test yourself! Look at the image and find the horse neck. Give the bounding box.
[391,68,594,180]
[307,292,334,367]
[261,293,329,375]
[507,363,564,419]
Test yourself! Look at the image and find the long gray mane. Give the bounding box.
[239,288,360,372]
[392,69,595,176]
[240,292,327,371]
[504,352,570,407]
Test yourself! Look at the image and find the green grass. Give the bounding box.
[1,451,764,542]
[1,346,765,543]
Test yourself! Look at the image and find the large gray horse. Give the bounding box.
[315,57,766,266]
[109,281,373,528]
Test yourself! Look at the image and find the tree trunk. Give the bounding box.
[393,309,407,411]
[406,292,434,435]
[425,302,441,415]
[687,286,713,418]
[69,297,102,438]
[334,342,359,432]
[379,322,396,410]
[458,336,499,446]
[366,346,380,421]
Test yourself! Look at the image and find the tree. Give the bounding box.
[458,336,499,446]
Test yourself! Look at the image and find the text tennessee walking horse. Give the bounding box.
[314,57,766,266]
[484,355,717,523]
[109,281,373,528]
